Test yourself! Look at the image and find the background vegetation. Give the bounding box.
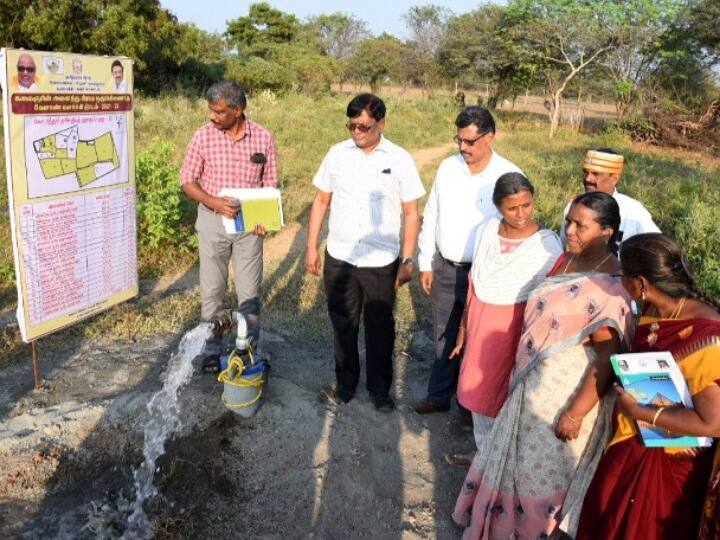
[1,0,717,116]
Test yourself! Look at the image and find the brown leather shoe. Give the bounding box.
[444,451,475,468]
[412,400,451,414]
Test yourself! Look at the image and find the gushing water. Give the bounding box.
[85,323,212,539]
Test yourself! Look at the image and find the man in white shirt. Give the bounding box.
[305,94,426,412]
[413,106,522,418]
[15,53,38,92]
[110,59,128,93]
[560,148,660,253]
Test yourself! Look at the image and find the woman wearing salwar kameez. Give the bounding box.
[452,173,562,451]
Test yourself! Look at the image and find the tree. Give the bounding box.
[632,0,719,113]
[350,34,406,93]
[600,0,684,117]
[0,0,225,93]
[437,6,538,103]
[402,4,451,89]
[0,0,31,48]
[223,3,337,95]
[689,0,720,59]
[402,5,451,59]
[505,0,617,137]
[306,13,370,60]
[225,2,299,55]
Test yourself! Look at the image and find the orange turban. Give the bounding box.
[583,150,624,175]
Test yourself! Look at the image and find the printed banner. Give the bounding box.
[1,48,137,342]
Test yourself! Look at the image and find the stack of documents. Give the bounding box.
[218,187,284,234]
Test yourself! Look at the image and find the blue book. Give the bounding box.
[610,352,711,447]
[233,210,245,233]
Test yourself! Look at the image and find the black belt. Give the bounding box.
[442,256,471,269]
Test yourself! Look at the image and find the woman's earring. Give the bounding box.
[639,281,646,302]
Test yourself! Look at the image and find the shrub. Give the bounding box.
[613,117,661,143]
[135,140,192,250]
[225,44,335,96]
[0,260,14,288]
[673,197,720,299]
[226,57,290,94]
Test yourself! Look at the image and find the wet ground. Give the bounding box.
[0,323,473,539]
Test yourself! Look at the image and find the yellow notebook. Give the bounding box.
[219,187,284,234]
[241,198,282,231]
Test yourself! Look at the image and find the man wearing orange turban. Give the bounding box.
[560,147,659,253]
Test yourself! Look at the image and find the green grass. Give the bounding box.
[1,92,719,359]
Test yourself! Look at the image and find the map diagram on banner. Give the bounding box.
[33,126,120,188]
[24,114,128,199]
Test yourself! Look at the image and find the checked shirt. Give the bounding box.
[180,119,278,195]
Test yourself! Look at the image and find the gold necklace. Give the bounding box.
[668,297,686,320]
[562,252,611,274]
[647,297,687,347]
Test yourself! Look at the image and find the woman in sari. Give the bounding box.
[576,233,720,540]
[453,192,634,540]
[450,173,562,456]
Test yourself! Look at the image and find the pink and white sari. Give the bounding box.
[452,270,633,540]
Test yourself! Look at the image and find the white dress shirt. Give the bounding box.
[313,136,425,267]
[17,81,37,92]
[561,189,660,250]
[417,152,522,271]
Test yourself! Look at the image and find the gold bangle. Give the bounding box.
[651,406,666,427]
[564,410,580,425]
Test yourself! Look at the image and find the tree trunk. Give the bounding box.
[549,89,563,138]
[544,45,612,138]
[616,98,630,119]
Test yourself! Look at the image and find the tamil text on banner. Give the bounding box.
[1,49,137,342]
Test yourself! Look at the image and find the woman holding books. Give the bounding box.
[576,233,720,540]
[452,192,634,539]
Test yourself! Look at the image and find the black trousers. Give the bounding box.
[323,252,398,398]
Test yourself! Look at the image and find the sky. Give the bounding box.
[161,1,487,39]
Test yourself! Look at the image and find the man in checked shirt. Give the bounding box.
[181,81,278,365]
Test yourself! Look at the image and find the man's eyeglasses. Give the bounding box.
[346,121,376,133]
[453,132,490,146]
[17,66,36,73]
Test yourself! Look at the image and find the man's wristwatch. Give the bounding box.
[400,256,414,265]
